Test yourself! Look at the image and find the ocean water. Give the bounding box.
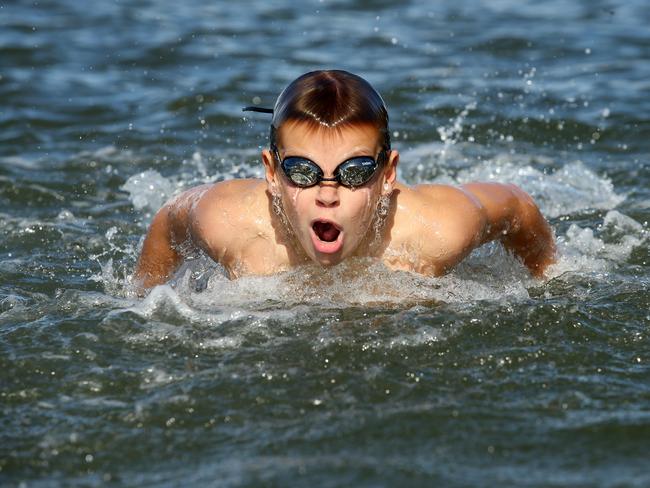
[1,0,649,486]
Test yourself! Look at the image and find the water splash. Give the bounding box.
[121,170,176,213]
[549,210,647,277]
[450,157,625,218]
[436,101,477,162]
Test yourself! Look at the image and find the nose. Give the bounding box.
[315,182,340,207]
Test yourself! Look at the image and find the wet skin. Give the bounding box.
[134,122,556,290]
[262,122,395,266]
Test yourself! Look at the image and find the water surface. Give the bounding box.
[1,0,649,486]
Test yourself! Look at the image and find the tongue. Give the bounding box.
[313,221,340,242]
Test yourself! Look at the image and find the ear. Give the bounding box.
[261,149,277,192]
[381,149,399,195]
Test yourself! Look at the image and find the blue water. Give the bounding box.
[1,1,649,486]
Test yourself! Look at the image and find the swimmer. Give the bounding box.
[134,70,556,290]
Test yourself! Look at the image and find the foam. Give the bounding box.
[111,252,531,354]
[121,170,176,213]
[400,142,625,218]
[148,253,532,312]
[451,158,625,218]
[88,224,140,297]
[548,210,647,277]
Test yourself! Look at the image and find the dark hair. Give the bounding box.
[270,70,391,152]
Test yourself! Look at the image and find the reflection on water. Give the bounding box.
[1,0,650,486]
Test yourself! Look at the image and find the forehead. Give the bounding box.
[277,120,382,151]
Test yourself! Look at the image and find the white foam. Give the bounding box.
[603,209,644,235]
[400,142,625,217]
[110,251,532,354]
[447,157,623,218]
[547,210,647,278]
[167,254,532,310]
[121,170,176,213]
[105,223,646,355]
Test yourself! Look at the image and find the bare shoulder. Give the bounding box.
[395,182,485,225]
[188,178,270,249]
[387,183,487,274]
[193,178,267,212]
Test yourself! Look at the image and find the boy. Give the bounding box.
[134,70,556,290]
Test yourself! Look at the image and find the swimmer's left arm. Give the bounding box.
[461,182,557,277]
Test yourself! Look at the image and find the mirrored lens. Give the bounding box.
[337,157,378,187]
[282,158,321,187]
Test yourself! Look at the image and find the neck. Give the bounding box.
[353,193,393,259]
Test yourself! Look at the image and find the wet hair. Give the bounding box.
[269,70,391,152]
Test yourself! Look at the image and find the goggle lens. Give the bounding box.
[282,158,323,187]
[337,157,378,187]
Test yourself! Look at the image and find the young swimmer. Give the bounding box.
[134,70,556,290]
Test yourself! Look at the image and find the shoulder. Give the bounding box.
[387,183,487,273]
[194,178,266,201]
[187,179,270,248]
[191,178,267,216]
[395,183,485,227]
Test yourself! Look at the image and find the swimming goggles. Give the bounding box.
[273,147,387,188]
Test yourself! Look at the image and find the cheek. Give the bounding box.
[283,186,299,200]
[346,190,377,226]
[281,186,305,218]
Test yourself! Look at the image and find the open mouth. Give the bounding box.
[312,220,341,242]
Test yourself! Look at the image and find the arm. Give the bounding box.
[133,186,207,291]
[462,182,556,277]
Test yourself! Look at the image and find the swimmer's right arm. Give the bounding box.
[133,206,185,292]
[133,186,208,292]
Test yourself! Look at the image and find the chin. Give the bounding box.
[300,240,347,267]
[312,253,344,267]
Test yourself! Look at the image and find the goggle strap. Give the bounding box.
[242,106,274,114]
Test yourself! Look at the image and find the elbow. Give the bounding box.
[133,207,183,293]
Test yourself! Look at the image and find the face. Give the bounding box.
[262,121,398,266]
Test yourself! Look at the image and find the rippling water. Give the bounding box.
[2,1,649,486]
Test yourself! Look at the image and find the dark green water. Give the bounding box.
[1,1,649,486]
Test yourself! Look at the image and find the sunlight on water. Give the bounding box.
[3,1,650,485]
